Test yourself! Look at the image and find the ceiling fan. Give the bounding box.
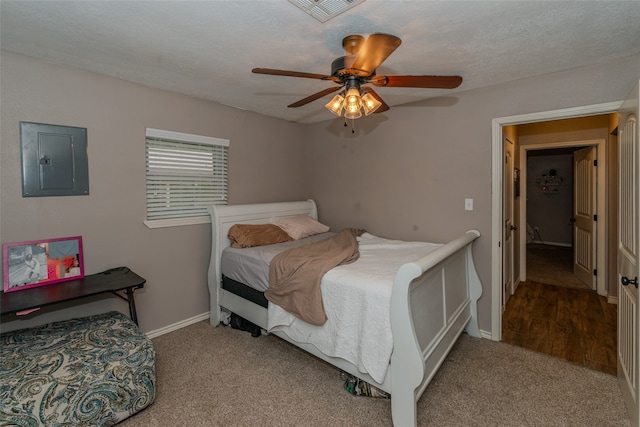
[252,33,462,120]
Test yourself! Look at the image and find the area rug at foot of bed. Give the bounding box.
[0,311,156,427]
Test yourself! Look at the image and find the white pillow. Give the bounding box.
[273,215,330,240]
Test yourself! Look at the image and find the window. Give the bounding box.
[144,128,229,228]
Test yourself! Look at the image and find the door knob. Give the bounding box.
[510,225,518,231]
[621,276,639,288]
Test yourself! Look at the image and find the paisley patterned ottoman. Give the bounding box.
[0,311,156,426]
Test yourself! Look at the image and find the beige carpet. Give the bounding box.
[526,243,591,290]
[120,321,629,426]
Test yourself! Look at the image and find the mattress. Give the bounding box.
[268,232,442,383]
[221,231,335,291]
[223,231,443,383]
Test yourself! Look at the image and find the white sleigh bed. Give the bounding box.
[207,200,482,427]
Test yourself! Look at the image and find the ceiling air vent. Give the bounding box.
[288,0,366,23]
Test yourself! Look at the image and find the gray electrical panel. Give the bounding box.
[20,122,89,197]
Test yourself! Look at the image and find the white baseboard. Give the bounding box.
[479,329,493,340]
[146,312,495,343]
[607,295,618,305]
[529,240,572,248]
[146,311,210,339]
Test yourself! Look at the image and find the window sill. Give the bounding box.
[144,215,211,229]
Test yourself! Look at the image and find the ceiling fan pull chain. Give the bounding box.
[342,118,356,133]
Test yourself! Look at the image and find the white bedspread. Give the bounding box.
[267,232,442,384]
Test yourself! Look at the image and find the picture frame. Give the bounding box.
[2,236,84,293]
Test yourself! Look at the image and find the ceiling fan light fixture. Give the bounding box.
[344,107,363,120]
[343,87,362,119]
[326,85,376,120]
[344,87,361,106]
[325,93,345,116]
[361,92,382,116]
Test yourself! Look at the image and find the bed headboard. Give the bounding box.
[207,199,318,295]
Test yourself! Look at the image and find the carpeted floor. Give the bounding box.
[120,321,629,426]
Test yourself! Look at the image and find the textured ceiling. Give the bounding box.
[1,1,640,124]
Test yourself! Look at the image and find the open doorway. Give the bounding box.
[499,117,617,373]
[520,139,606,295]
[525,146,594,290]
[491,105,621,341]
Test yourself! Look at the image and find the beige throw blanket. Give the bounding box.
[265,228,363,326]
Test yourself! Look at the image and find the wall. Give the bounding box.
[526,153,574,245]
[0,51,308,333]
[305,53,640,334]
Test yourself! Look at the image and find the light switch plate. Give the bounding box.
[465,198,473,211]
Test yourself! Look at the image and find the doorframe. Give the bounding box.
[519,139,605,295]
[503,136,516,309]
[490,101,622,340]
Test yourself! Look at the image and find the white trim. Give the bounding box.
[144,215,210,229]
[529,240,572,247]
[145,311,210,339]
[608,296,618,305]
[146,128,229,147]
[491,101,623,341]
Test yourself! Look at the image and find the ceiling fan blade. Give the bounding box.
[288,86,342,108]
[252,68,335,80]
[350,33,402,76]
[361,86,390,113]
[370,75,463,89]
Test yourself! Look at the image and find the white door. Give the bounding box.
[618,81,640,425]
[573,146,597,289]
[503,137,515,308]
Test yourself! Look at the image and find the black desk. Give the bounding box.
[1,267,145,325]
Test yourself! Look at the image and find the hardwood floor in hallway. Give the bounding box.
[502,280,617,375]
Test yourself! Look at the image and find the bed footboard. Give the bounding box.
[390,230,482,427]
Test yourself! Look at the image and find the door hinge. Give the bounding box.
[594,269,597,276]
[594,159,598,167]
[594,214,597,221]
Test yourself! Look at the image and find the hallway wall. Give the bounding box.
[526,153,574,246]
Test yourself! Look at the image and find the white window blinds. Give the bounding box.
[145,128,229,225]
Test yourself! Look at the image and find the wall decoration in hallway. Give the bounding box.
[536,168,564,194]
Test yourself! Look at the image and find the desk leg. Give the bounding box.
[125,288,139,325]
